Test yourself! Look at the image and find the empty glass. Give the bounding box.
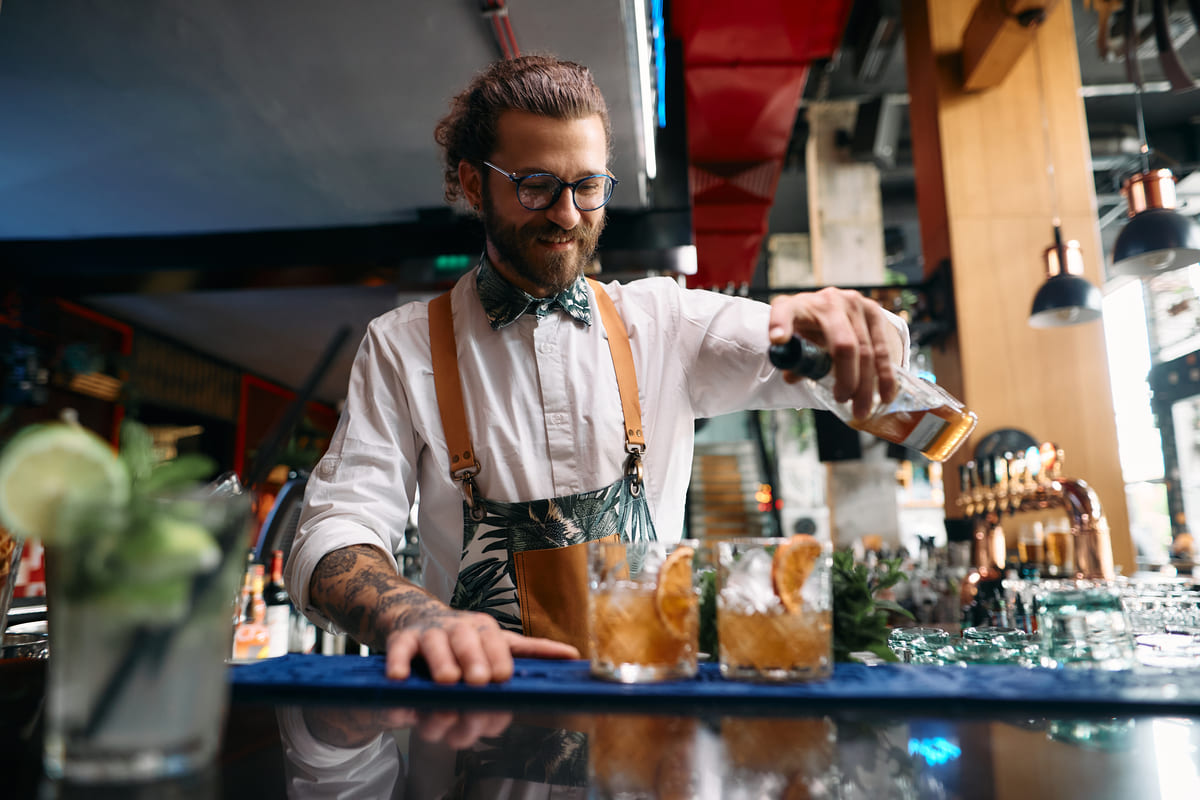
[888,627,950,663]
[1035,584,1136,670]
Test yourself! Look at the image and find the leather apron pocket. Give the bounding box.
[513,533,619,657]
[450,477,655,655]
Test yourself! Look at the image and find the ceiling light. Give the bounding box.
[1030,227,1103,328]
[1111,169,1200,275]
[1026,37,1102,329]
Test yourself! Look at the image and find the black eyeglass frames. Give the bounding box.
[482,161,617,212]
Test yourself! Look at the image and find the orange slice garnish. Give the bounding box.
[772,534,823,612]
[655,545,696,639]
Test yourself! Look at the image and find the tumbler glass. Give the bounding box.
[586,539,700,683]
[716,536,833,682]
[1035,584,1136,670]
[43,487,252,782]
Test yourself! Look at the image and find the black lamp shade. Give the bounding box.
[1112,207,1200,276]
[1029,273,1103,328]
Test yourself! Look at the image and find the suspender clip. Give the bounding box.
[624,451,644,497]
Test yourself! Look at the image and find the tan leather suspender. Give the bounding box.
[428,279,645,514]
[585,277,645,455]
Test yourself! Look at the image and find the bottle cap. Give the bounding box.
[768,336,833,379]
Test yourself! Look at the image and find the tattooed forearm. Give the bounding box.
[309,544,459,650]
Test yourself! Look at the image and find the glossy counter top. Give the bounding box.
[4,655,1200,799]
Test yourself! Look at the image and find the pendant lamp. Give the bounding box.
[1027,34,1102,328]
[1030,224,1104,328]
[1111,81,1200,276]
[1111,169,1200,275]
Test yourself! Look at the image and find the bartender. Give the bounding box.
[286,54,909,685]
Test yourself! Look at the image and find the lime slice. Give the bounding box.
[0,423,130,543]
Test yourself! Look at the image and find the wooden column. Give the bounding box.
[904,0,1134,571]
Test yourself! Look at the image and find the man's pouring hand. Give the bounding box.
[768,287,903,420]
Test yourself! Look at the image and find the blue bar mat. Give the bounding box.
[229,655,1200,713]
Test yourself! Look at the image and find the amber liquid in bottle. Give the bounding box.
[847,401,979,462]
[769,336,978,462]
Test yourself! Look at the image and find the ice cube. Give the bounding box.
[721,548,781,614]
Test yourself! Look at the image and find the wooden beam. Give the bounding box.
[961,0,1060,91]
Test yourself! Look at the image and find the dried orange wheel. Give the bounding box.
[655,545,696,639]
[772,534,823,612]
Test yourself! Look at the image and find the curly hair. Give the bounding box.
[434,54,612,204]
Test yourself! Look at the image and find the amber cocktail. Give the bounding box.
[587,539,699,683]
[717,536,832,682]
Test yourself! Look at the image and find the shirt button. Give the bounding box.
[539,342,553,354]
[553,414,566,424]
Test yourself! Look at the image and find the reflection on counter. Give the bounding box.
[274,705,1200,799]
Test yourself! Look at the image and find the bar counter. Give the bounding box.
[5,654,1200,798]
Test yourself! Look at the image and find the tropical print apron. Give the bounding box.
[428,279,656,655]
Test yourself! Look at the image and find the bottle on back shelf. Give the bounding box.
[264,550,291,658]
[768,336,978,462]
[234,564,270,660]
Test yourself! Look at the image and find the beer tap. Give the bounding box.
[1015,442,1114,580]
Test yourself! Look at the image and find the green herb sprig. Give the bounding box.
[832,549,913,663]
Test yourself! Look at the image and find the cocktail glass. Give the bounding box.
[1035,583,1136,670]
[586,539,700,683]
[716,536,832,682]
[43,484,252,782]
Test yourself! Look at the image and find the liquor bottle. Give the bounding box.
[234,565,270,660]
[264,550,291,658]
[231,559,255,658]
[768,336,978,462]
[250,565,267,625]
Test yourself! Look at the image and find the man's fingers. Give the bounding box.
[504,632,581,660]
[448,624,495,686]
[479,626,517,682]
[865,309,899,402]
[418,628,463,684]
[385,630,420,680]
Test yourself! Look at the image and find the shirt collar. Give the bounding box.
[475,256,592,330]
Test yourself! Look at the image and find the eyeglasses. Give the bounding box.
[482,161,618,212]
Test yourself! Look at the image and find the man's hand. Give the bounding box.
[384,609,579,684]
[767,287,905,420]
[309,545,579,686]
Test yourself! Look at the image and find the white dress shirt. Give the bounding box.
[286,270,909,632]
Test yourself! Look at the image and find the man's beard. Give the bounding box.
[481,184,604,295]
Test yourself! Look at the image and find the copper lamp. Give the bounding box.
[1111,168,1200,275]
[1029,225,1103,328]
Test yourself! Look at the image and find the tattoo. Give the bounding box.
[309,544,470,650]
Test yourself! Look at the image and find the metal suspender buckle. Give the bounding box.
[624,451,644,497]
[452,464,486,522]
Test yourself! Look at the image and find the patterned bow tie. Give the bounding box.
[476,257,592,330]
